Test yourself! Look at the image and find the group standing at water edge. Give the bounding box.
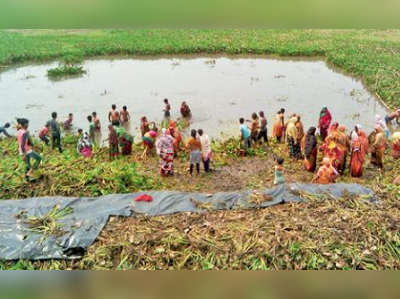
[2,101,400,184]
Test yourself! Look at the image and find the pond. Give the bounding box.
[0,56,389,140]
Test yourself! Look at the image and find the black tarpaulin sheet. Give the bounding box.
[0,183,377,261]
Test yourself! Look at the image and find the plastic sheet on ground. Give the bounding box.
[0,183,378,261]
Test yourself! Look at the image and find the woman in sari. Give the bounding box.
[371,125,387,168]
[319,140,342,171]
[169,121,183,157]
[318,106,332,142]
[359,129,369,161]
[286,116,302,159]
[141,129,158,159]
[115,126,133,155]
[350,136,363,178]
[304,127,318,172]
[108,125,119,160]
[272,109,285,142]
[77,131,93,158]
[392,132,400,159]
[296,115,305,150]
[336,125,351,174]
[312,157,339,184]
[156,128,174,176]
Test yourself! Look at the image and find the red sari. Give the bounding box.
[318,108,332,142]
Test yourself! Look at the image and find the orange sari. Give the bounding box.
[350,138,363,178]
[315,165,338,184]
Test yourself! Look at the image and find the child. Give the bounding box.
[274,157,286,186]
[17,118,42,177]
[38,123,51,146]
[239,118,251,155]
[186,129,202,175]
[257,111,269,145]
[63,113,73,131]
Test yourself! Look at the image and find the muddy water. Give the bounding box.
[0,56,389,140]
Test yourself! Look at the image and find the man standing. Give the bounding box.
[163,99,171,120]
[108,104,121,126]
[17,118,42,177]
[239,118,252,156]
[49,112,63,153]
[121,106,131,133]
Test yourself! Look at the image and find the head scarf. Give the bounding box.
[320,106,329,118]
[393,132,400,144]
[376,115,388,130]
[338,125,346,133]
[375,125,383,133]
[322,157,332,167]
[305,127,317,158]
[286,117,299,139]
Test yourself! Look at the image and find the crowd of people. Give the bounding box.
[1,101,400,184]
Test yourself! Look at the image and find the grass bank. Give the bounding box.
[1,30,400,108]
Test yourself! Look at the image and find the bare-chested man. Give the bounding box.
[121,106,131,133]
[385,109,400,125]
[108,104,121,126]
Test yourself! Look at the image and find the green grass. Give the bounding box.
[1,29,400,108]
[47,65,86,78]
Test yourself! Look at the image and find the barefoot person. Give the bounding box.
[17,118,42,177]
[247,113,259,146]
[274,157,286,186]
[109,104,121,126]
[121,106,131,133]
[198,129,212,173]
[186,129,202,175]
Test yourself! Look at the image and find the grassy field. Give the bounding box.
[1,29,400,108]
[2,29,400,269]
